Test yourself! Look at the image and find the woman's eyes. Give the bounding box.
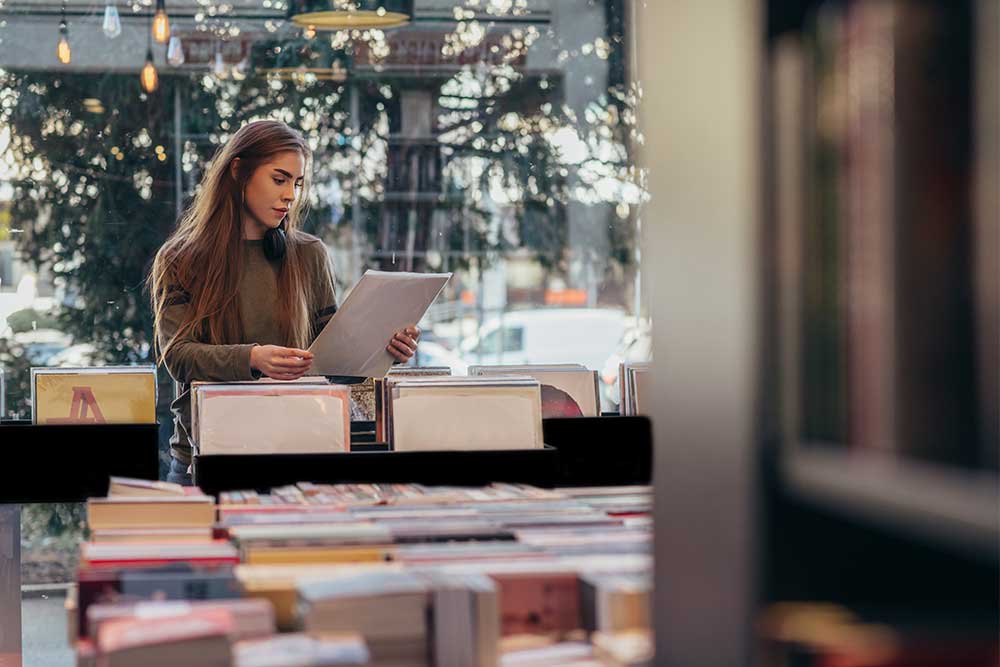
[273,178,303,188]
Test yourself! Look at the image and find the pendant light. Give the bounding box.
[167,35,185,66]
[213,44,227,78]
[152,0,170,44]
[56,2,71,65]
[286,0,413,31]
[140,14,159,93]
[102,2,122,39]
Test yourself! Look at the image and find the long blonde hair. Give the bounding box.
[149,120,313,361]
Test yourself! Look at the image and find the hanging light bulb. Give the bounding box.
[56,4,71,64]
[213,47,227,78]
[102,2,122,39]
[152,0,170,44]
[166,35,185,66]
[57,28,71,64]
[232,57,249,81]
[140,47,159,93]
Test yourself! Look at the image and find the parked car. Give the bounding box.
[11,329,72,365]
[47,343,99,367]
[459,308,628,373]
[410,340,469,375]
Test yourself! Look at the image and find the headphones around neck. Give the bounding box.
[263,221,287,262]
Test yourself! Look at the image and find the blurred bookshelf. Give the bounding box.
[762,0,999,597]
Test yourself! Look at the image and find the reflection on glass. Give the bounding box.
[102,2,122,39]
[0,0,648,582]
[167,35,185,67]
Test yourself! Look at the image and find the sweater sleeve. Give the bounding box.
[158,287,258,384]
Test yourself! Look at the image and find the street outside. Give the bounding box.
[21,593,72,667]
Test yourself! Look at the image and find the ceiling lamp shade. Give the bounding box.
[166,35,185,66]
[252,36,351,82]
[102,2,122,39]
[287,0,414,31]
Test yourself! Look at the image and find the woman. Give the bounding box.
[150,120,419,485]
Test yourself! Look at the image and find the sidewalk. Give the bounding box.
[21,592,72,667]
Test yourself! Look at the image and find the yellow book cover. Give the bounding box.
[33,368,156,425]
[244,545,395,566]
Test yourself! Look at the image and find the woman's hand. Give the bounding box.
[250,345,314,380]
[387,325,420,364]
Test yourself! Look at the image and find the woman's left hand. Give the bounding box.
[387,325,420,363]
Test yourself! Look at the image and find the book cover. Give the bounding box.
[31,366,157,425]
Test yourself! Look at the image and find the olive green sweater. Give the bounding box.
[158,235,338,464]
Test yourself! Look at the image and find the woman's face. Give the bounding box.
[239,150,305,239]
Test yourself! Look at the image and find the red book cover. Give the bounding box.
[80,540,238,570]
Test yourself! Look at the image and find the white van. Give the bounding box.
[459,308,628,372]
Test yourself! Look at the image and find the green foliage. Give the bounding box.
[0,49,641,427]
[0,17,642,583]
[20,502,87,544]
[0,337,32,419]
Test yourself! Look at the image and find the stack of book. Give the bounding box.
[191,380,352,455]
[579,574,651,634]
[92,608,235,667]
[70,479,655,666]
[497,631,653,667]
[374,367,453,442]
[381,376,545,451]
[73,478,246,665]
[228,483,653,644]
[87,477,217,543]
[425,571,499,667]
[233,633,370,667]
[300,571,431,666]
[618,363,650,417]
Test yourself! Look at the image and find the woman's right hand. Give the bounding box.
[250,345,314,380]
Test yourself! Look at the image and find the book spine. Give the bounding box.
[772,33,806,447]
[800,4,849,444]
[842,1,898,452]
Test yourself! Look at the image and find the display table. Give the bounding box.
[193,445,560,496]
[542,415,652,486]
[193,415,653,495]
[0,415,652,662]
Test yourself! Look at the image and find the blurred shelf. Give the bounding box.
[782,446,1000,560]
